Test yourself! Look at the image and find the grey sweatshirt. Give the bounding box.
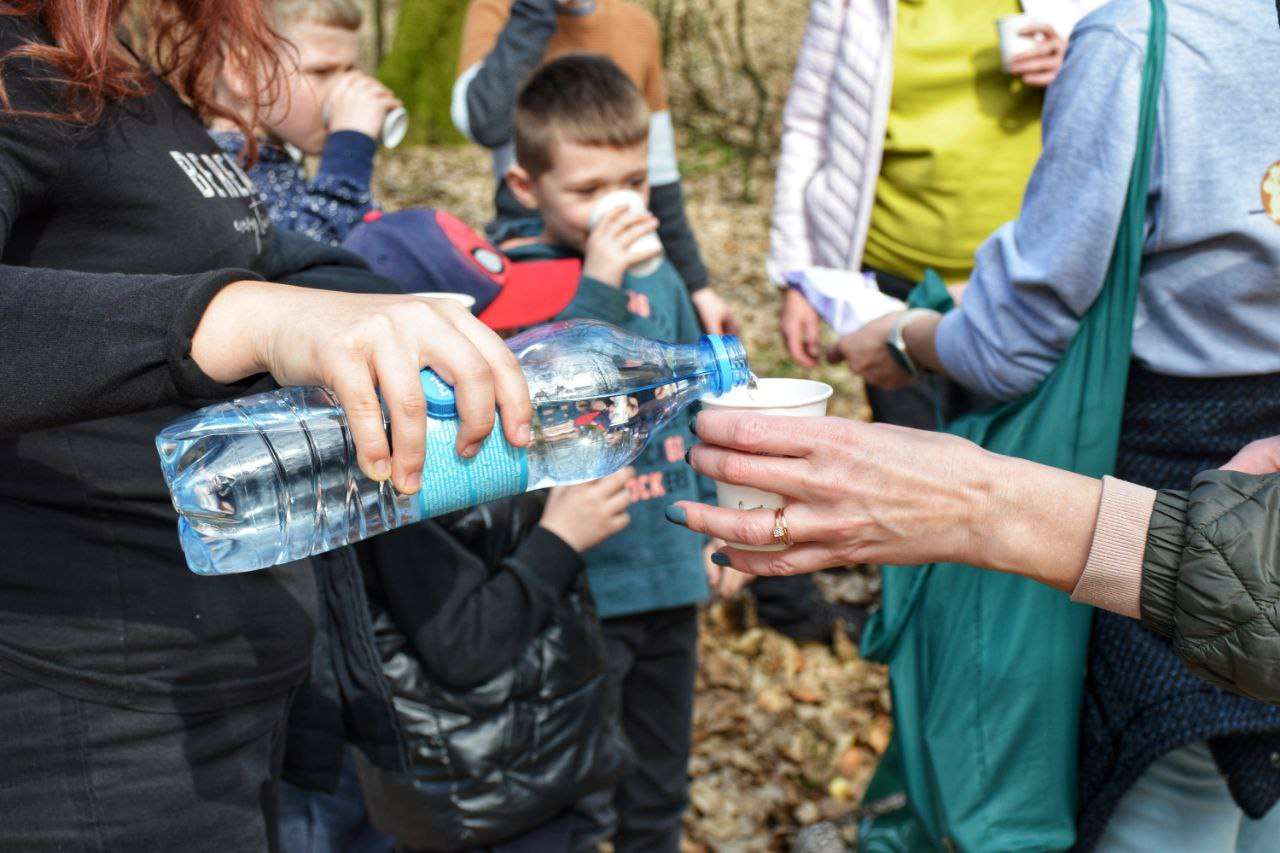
[937,0,1280,401]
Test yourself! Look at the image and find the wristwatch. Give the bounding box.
[884,309,937,379]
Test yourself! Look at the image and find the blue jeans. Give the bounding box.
[278,752,393,853]
[1096,742,1280,852]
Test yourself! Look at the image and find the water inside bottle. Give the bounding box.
[527,376,699,487]
[159,386,412,574]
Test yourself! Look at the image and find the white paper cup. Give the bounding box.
[322,101,409,149]
[587,189,663,277]
[412,292,477,310]
[997,14,1039,73]
[381,107,409,149]
[702,378,833,551]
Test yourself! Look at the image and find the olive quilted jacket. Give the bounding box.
[1143,471,1280,705]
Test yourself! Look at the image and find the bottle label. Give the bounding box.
[420,415,529,518]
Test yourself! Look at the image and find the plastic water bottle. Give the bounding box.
[157,319,751,575]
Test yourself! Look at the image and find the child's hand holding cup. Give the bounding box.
[586,189,664,281]
[324,71,409,148]
[702,378,834,551]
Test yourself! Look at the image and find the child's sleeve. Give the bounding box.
[452,0,558,148]
[672,277,707,345]
[363,519,585,690]
[650,179,709,294]
[294,131,378,246]
[635,10,710,294]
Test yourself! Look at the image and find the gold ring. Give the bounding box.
[772,507,793,547]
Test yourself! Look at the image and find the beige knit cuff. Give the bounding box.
[1070,476,1158,619]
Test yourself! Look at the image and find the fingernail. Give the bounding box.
[370,459,391,482]
[711,551,731,567]
[688,412,699,435]
[664,505,687,526]
[516,423,532,445]
[684,448,693,466]
[462,443,480,458]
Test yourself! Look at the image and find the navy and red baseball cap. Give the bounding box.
[343,208,581,330]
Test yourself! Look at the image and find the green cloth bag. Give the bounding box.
[857,2,1166,850]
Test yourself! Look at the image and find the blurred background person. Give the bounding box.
[770,0,1102,428]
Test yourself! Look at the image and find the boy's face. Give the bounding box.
[507,138,649,251]
[261,21,360,155]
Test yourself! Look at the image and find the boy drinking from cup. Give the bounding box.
[500,54,716,851]
[211,0,401,245]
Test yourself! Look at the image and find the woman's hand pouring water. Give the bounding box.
[191,282,534,495]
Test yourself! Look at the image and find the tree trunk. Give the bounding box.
[378,0,469,145]
[372,0,385,66]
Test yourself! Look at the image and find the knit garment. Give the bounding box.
[1074,362,1280,851]
[211,130,376,247]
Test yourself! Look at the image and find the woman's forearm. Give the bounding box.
[899,316,1134,600]
[966,453,1103,592]
[189,279,277,384]
[901,312,947,375]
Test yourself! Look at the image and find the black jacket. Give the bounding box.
[351,494,631,851]
[1142,470,1280,706]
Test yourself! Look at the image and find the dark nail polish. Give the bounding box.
[688,412,699,436]
[664,505,687,526]
[684,448,693,466]
[710,551,731,567]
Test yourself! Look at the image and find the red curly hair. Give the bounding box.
[0,0,283,161]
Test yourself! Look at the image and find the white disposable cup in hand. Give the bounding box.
[587,189,663,278]
[997,14,1039,73]
[322,100,409,149]
[703,378,833,551]
[380,107,409,149]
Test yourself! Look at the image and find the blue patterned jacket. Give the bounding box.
[212,129,377,246]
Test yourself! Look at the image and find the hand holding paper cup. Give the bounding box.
[997,14,1040,73]
[702,378,833,551]
[587,189,664,277]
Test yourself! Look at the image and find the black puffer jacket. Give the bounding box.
[352,493,631,851]
[1142,471,1280,706]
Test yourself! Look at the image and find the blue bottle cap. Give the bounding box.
[702,334,745,396]
[419,371,459,419]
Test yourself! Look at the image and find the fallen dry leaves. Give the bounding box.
[683,587,890,852]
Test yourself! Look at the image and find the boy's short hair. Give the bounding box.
[266,0,363,31]
[514,54,650,177]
